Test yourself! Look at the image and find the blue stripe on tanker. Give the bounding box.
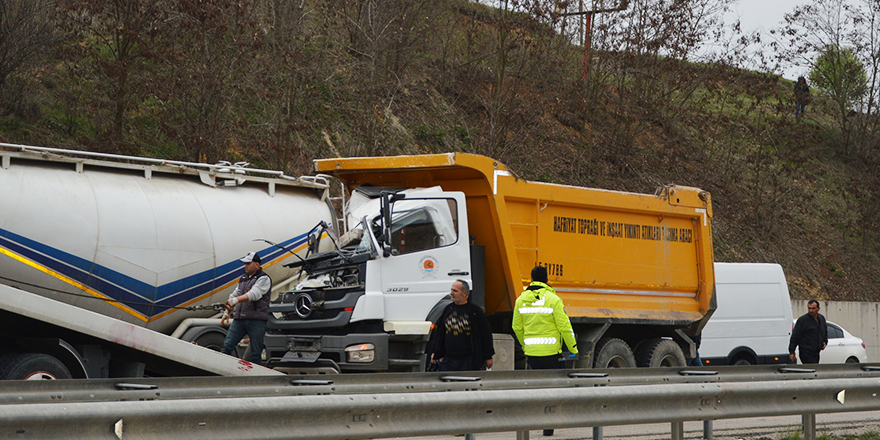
[0,227,308,318]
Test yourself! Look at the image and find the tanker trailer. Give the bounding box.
[0,144,335,379]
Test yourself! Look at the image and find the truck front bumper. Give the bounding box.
[264,333,392,372]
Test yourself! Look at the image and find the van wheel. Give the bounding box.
[635,339,686,368]
[594,338,636,368]
[0,353,72,380]
[732,357,752,366]
[846,357,859,364]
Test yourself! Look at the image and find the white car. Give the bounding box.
[793,320,868,364]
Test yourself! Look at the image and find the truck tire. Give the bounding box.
[0,353,72,380]
[191,332,227,352]
[181,327,228,352]
[191,332,226,351]
[635,339,686,368]
[593,338,636,368]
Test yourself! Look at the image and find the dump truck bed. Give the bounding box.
[315,153,715,327]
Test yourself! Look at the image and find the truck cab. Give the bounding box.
[265,187,473,373]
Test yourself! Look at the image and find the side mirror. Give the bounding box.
[308,233,320,254]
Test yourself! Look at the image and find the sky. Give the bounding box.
[725,0,812,79]
[729,0,806,34]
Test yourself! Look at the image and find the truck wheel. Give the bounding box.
[635,339,686,368]
[181,327,228,352]
[191,332,227,352]
[593,338,636,368]
[0,353,72,380]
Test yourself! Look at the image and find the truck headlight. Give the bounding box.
[344,343,375,363]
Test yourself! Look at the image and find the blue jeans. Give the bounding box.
[221,319,267,365]
[795,103,806,116]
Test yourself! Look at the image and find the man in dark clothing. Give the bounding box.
[789,300,827,364]
[221,251,273,365]
[794,76,811,118]
[430,279,495,371]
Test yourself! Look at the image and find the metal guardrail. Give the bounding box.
[1,364,880,439]
[2,362,878,404]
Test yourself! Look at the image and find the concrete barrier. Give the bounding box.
[792,300,879,362]
[492,333,515,371]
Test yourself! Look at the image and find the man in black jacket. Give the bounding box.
[430,280,495,371]
[789,300,827,364]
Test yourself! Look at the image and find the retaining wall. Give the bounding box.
[791,300,880,362]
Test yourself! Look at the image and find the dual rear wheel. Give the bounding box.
[592,338,686,369]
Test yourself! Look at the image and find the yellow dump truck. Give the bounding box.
[264,153,715,371]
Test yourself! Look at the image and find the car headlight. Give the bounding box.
[344,343,375,363]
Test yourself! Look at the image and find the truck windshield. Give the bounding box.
[373,198,458,255]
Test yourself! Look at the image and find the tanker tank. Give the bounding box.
[0,146,335,334]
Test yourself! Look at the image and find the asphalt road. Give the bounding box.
[390,410,880,440]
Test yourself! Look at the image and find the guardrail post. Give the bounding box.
[516,430,529,440]
[593,426,603,440]
[671,421,684,440]
[803,414,816,440]
[703,420,713,440]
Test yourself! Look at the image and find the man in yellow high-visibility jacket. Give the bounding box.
[513,265,578,369]
[513,265,578,436]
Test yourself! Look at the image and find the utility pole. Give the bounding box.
[559,0,630,80]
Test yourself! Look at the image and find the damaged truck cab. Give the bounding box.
[267,186,471,372]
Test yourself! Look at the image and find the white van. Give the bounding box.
[699,263,793,366]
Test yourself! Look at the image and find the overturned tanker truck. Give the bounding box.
[0,144,335,379]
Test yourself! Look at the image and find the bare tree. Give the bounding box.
[148,0,264,161]
[456,0,572,161]
[576,0,734,162]
[847,0,880,156]
[56,0,168,147]
[0,0,57,114]
[776,0,859,72]
[230,0,340,173]
[774,0,869,150]
[335,0,437,156]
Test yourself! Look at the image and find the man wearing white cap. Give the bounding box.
[220,251,273,365]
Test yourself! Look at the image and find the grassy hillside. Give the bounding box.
[1,0,878,300]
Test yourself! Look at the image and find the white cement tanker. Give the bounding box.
[0,144,335,379]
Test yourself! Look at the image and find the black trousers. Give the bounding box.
[528,354,566,370]
[440,354,481,371]
[799,350,820,364]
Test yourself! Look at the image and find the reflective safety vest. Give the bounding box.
[512,282,578,357]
